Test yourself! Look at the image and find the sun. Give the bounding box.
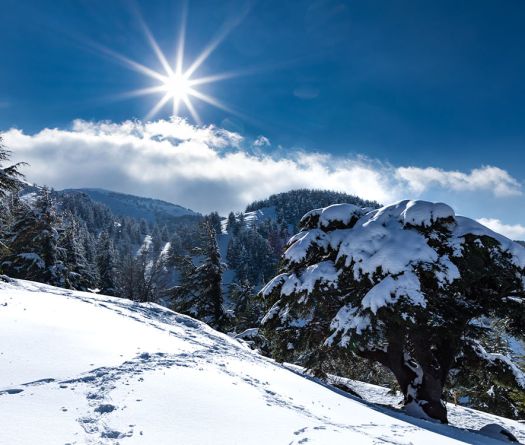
[97,6,247,124]
[162,73,191,104]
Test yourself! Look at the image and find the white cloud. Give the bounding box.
[476,218,525,240]
[396,166,522,197]
[253,136,271,147]
[2,118,522,214]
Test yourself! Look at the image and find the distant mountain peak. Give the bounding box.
[62,188,199,223]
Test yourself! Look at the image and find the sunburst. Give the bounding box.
[100,5,246,124]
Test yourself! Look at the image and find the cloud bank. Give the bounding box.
[476,218,525,240]
[3,118,522,215]
[397,166,521,197]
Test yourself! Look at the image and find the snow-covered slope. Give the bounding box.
[1,278,524,445]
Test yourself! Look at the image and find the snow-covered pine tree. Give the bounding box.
[0,192,18,259]
[226,227,276,286]
[2,188,65,286]
[60,215,97,291]
[0,135,25,198]
[261,200,525,423]
[127,237,171,303]
[448,319,525,418]
[117,247,145,301]
[0,137,25,257]
[151,225,164,255]
[230,279,261,331]
[171,220,226,329]
[226,211,237,234]
[96,230,117,295]
[206,211,222,235]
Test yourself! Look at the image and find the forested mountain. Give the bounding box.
[63,188,198,224]
[246,189,379,230]
[1,144,523,423]
[0,182,374,334]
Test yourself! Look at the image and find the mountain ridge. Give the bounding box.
[61,187,199,223]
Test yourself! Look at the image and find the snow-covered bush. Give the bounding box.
[261,200,525,423]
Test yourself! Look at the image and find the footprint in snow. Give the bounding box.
[94,404,117,414]
[0,388,24,395]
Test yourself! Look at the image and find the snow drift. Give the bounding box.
[0,277,524,444]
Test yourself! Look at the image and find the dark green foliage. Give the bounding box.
[0,136,26,198]
[261,201,525,423]
[246,189,379,230]
[96,231,117,295]
[230,280,262,332]
[171,220,226,329]
[61,215,97,290]
[226,227,276,286]
[2,189,65,286]
[206,211,223,235]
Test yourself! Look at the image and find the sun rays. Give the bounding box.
[99,3,249,124]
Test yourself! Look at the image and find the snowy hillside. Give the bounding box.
[1,278,524,444]
[63,188,198,223]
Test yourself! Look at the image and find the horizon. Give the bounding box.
[2,0,525,238]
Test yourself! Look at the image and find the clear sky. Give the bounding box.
[1,0,525,237]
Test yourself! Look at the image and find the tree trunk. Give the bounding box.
[360,342,449,423]
[390,355,448,423]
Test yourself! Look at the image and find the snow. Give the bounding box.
[260,273,289,298]
[328,304,371,340]
[284,229,330,264]
[280,261,340,297]
[243,206,277,228]
[223,206,278,234]
[1,278,525,444]
[400,200,455,227]
[337,201,442,278]
[478,424,520,443]
[137,235,152,255]
[318,203,363,228]
[346,377,525,442]
[235,327,260,340]
[261,262,340,325]
[17,252,45,269]
[361,271,426,314]
[471,341,525,389]
[159,241,171,258]
[291,200,525,280]
[452,216,525,268]
[272,200,525,343]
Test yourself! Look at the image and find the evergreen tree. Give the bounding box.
[261,200,525,423]
[117,247,149,302]
[151,225,163,254]
[226,212,237,234]
[230,280,261,332]
[171,220,226,329]
[61,215,97,290]
[0,192,18,258]
[0,136,26,198]
[2,188,65,286]
[227,228,275,285]
[96,231,117,295]
[446,319,525,418]
[206,211,222,235]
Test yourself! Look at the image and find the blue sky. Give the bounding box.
[1,0,525,236]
